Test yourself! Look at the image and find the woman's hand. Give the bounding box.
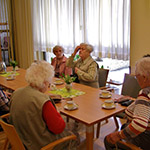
[106,131,121,144]
[75,67,80,74]
[72,46,80,57]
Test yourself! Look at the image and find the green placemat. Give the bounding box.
[49,87,85,98]
[0,71,20,77]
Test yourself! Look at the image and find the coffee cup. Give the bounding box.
[104,100,114,107]
[101,90,110,97]
[50,84,57,91]
[66,101,74,109]
[7,74,14,79]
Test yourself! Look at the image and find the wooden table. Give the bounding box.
[0,68,126,150]
[55,83,125,150]
[0,67,27,91]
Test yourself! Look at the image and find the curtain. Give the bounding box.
[33,0,130,61]
[0,0,11,63]
[11,0,34,69]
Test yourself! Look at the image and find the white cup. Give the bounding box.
[67,101,74,109]
[101,90,110,97]
[104,100,114,107]
[50,84,57,91]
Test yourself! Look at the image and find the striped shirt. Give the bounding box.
[123,87,150,139]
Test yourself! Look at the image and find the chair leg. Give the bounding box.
[66,116,69,122]
[113,116,119,130]
[105,119,108,123]
[96,122,101,139]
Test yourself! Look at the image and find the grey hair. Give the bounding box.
[53,45,64,54]
[25,61,54,89]
[80,43,94,53]
[135,57,150,77]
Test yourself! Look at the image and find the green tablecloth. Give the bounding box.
[0,71,20,77]
[49,87,85,98]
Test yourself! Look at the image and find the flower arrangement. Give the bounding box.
[60,73,76,84]
[10,60,18,71]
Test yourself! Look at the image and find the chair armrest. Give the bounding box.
[107,80,122,86]
[0,113,10,123]
[40,134,77,150]
[118,140,142,150]
[0,113,10,119]
[99,86,114,92]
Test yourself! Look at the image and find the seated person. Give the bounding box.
[0,89,11,116]
[66,43,99,88]
[9,61,78,150]
[104,57,150,150]
[51,45,72,77]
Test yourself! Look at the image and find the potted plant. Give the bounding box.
[60,73,76,92]
[10,60,18,71]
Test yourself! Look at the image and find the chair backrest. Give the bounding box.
[0,114,77,150]
[121,73,141,98]
[0,118,25,150]
[98,68,109,87]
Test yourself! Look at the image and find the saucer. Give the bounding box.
[99,94,112,99]
[53,81,64,85]
[6,77,15,81]
[64,103,78,110]
[102,103,116,109]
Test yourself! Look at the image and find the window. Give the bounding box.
[32,0,130,61]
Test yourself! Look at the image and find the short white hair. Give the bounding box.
[25,61,54,89]
[80,43,93,53]
[53,45,64,54]
[135,57,150,77]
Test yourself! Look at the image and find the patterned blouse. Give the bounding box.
[0,89,9,115]
[123,87,150,139]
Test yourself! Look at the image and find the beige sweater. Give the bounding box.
[67,55,99,88]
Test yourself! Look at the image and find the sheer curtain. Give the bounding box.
[32,0,130,61]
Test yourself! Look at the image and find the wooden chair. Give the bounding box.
[116,73,141,118]
[98,68,109,88]
[121,73,141,98]
[99,68,117,92]
[0,113,77,150]
[96,69,119,138]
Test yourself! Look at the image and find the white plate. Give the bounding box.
[99,94,112,99]
[6,77,15,81]
[102,103,116,109]
[64,103,78,110]
[53,81,64,85]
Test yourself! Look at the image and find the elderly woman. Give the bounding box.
[9,61,77,150]
[66,43,99,88]
[104,57,150,150]
[51,45,72,77]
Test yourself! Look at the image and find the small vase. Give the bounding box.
[65,83,72,92]
[13,66,16,71]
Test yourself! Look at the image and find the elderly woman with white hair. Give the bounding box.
[51,45,72,77]
[104,57,150,150]
[9,61,78,150]
[66,43,99,88]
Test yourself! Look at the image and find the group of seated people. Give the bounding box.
[0,44,150,150]
[51,43,99,88]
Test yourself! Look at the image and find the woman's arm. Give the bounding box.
[76,62,98,82]
[42,101,65,134]
[122,98,150,139]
